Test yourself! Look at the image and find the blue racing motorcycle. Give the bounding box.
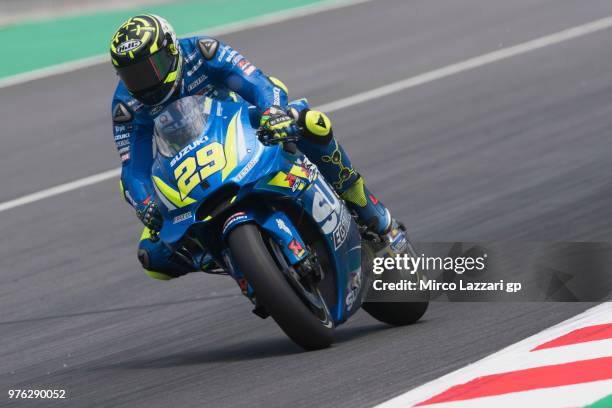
[150,96,428,350]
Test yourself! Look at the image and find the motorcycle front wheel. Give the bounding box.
[227,223,334,350]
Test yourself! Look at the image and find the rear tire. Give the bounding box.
[228,224,334,350]
[361,241,429,326]
[362,300,428,326]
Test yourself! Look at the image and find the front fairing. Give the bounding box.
[152,99,301,243]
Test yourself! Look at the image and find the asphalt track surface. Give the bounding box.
[1,1,611,407]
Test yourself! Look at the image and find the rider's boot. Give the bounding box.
[292,105,409,254]
[340,176,409,254]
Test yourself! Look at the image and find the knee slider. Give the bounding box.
[298,109,333,145]
[138,249,175,281]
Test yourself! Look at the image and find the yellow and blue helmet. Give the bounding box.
[110,14,182,105]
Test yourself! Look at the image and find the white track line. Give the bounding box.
[0,0,374,89]
[0,168,121,213]
[2,15,612,214]
[317,14,612,113]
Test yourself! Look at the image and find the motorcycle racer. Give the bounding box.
[110,14,408,280]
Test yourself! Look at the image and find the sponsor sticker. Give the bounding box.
[222,212,248,234]
[124,190,137,207]
[187,74,207,92]
[170,139,206,167]
[173,211,192,224]
[114,124,133,133]
[116,39,141,53]
[276,218,293,236]
[225,50,238,63]
[244,65,256,76]
[126,98,143,112]
[115,139,130,148]
[345,270,362,310]
[217,45,229,62]
[149,104,164,116]
[186,50,198,62]
[187,59,203,77]
[332,207,352,249]
[297,157,318,182]
[112,102,132,123]
[231,54,244,65]
[288,239,305,257]
[311,182,341,235]
[235,156,257,182]
[114,132,130,141]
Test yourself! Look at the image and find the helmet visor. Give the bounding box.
[116,48,176,93]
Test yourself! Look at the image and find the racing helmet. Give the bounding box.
[110,14,182,105]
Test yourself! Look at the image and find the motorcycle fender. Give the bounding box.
[221,208,309,266]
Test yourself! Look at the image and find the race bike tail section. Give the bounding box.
[150,96,363,349]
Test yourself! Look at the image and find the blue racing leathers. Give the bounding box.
[112,36,391,280]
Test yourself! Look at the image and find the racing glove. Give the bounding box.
[258,106,299,145]
[136,198,163,233]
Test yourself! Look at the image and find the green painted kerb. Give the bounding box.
[0,0,328,78]
[585,394,612,408]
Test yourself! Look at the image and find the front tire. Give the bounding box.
[228,224,334,350]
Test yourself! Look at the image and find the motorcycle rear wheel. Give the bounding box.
[361,240,429,326]
[228,223,335,350]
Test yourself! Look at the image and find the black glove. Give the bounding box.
[258,106,300,145]
[136,199,163,232]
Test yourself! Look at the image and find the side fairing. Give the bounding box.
[292,175,363,323]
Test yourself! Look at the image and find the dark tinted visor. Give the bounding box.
[116,48,176,92]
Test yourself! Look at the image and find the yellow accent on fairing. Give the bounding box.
[268,172,290,187]
[153,176,196,208]
[119,179,125,197]
[269,77,288,95]
[221,112,239,181]
[204,215,213,221]
[289,165,310,179]
[112,58,119,66]
[341,176,367,207]
[229,91,238,102]
[145,270,173,281]
[305,110,332,137]
[268,172,305,190]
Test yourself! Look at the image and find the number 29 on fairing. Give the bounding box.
[174,142,225,199]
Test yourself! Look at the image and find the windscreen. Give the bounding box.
[153,96,210,157]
